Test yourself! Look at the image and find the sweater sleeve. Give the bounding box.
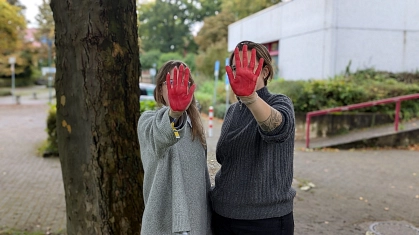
[258,94,295,143]
[137,107,188,159]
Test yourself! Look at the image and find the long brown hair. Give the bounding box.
[153,60,206,149]
[229,40,274,86]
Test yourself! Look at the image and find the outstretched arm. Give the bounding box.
[225,45,282,132]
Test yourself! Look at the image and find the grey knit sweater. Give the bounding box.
[138,107,212,234]
[210,87,296,220]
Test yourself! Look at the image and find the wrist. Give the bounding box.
[239,93,258,105]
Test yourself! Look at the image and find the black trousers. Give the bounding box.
[212,211,294,235]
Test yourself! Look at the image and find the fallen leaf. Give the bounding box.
[300,186,310,191]
[384,207,389,211]
[359,197,364,200]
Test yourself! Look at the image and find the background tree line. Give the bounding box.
[138,0,282,77]
[0,0,55,87]
[1,0,282,85]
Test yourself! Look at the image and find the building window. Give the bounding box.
[263,41,279,56]
[263,41,279,79]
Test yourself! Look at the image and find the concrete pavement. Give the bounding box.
[0,89,65,233]
[0,87,418,234]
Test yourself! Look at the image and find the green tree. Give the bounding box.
[138,0,221,54]
[195,40,230,77]
[6,0,25,10]
[140,49,160,70]
[50,0,144,233]
[36,0,54,39]
[195,11,235,52]
[0,0,28,79]
[35,0,54,69]
[0,0,26,54]
[158,52,183,67]
[221,0,282,20]
[194,0,281,76]
[184,53,196,72]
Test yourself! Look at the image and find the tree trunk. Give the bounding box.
[50,0,144,234]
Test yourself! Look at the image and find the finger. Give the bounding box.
[242,44,248,67]
[184,66,190,86]
[187,83,196,96]
[226,66,237,92]
[166,72,172,93]
[172,66,178,88]
[254,58,265,81]
[178,64,184,87]
[226,66,234,81]
[249,48,256,70]
[234,47,241,68]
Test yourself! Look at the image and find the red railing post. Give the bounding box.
[305,114,311,148]
[395,101,401,131]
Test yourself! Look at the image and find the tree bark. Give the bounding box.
[50,0,144,234]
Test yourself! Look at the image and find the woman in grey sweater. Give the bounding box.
[138,61,212,234]
[211,41,296,234]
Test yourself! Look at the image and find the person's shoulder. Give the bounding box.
[139,110,156,118]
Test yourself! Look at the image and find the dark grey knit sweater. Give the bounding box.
[210,86,296,220]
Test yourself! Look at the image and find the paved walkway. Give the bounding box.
[0,87,418,234]
[0,88,65,233]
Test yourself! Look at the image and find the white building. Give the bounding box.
[228,0,419,80]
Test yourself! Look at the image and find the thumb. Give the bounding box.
[226,66,235,83]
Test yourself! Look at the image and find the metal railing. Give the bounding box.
[305,93,419,148]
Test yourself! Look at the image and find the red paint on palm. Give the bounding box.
[167,65,196,112]
[226,45,264,96]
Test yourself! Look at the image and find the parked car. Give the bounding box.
[140,83,156,101]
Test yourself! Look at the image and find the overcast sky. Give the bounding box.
[20,0,43,28]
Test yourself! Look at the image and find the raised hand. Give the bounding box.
[166,65,196,112]
[225,45,264,97]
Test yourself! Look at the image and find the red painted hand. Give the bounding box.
[225,45,264,97]
[166,65,196,112]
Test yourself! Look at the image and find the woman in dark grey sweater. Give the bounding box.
[211,41,296,234]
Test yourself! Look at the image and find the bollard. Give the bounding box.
[208,106,213,137]
[16,95,20,105]
[33,92,37,99]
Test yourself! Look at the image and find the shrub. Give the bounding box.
[267,69,419,120]
[44,104,58,156]
[140,100,157,114]
[195,80,231,118]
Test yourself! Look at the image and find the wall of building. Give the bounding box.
[333,0,419,75]
[228,0,419,80]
